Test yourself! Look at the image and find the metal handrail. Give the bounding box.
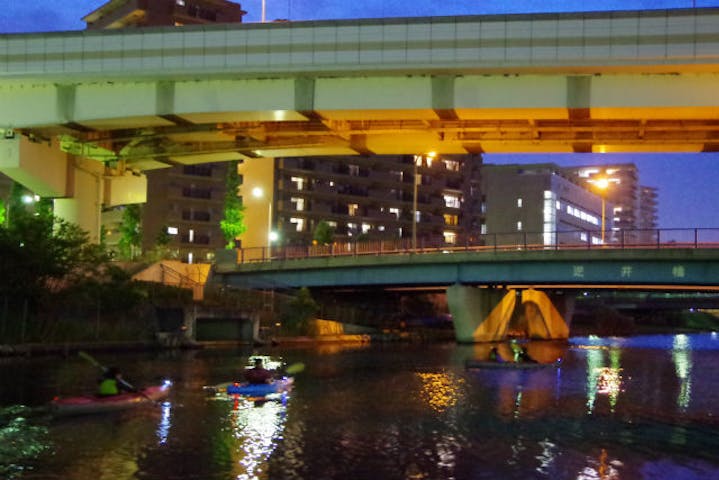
[233,227,719,264]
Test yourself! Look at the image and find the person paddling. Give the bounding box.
[97,367,136,396]
[244,358,274,385]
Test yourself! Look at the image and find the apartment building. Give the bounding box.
[83,0,246,29]
[481,163,610,246]
[239,154,484,248]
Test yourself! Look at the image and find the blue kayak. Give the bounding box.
[203,377,294,399]
[227,378,293,396]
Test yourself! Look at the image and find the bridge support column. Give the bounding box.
[520,289,571,339]
[446,284,516,343]
[1,135,147,243]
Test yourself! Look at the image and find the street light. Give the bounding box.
[252,186,274,246]
[594,177,610,244]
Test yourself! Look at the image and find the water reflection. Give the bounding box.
[415,372,463,412]
[227,398,287,480]
[156,401,172,445]
[0,405,50,479]
[585,346,623,413]
[672,334,693,411]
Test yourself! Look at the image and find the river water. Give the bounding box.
[1,333,719,480]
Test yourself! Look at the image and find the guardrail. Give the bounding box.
[233,228,719,264]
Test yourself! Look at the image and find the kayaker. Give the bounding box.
[244,358,273,384]
[97,367,136,396]
[516,347,538,363]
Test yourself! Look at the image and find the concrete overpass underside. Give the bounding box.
[0,7,718,240]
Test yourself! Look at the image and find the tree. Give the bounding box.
[313,220,334,245]
[0,199,5,226]
[220,161,246,248]
[117,204,142,260]
[280,287,319,335]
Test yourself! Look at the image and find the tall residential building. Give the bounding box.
[481,163,610,246]
[83,0,246,29]
[86,0,247,262]
[239,154,483,248]
[637,186,659,231]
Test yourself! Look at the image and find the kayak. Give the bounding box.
[227,377,294,396]
[204,377,294,400]
[465,359,561,369]
[50,382,172,416]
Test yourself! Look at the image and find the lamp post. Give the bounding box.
[251,186,274,247]
[594,177,610,244]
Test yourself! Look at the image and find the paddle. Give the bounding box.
[284,362,305,375]
[78,351,158,404]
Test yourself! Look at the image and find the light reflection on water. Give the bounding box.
[0,333,718,479]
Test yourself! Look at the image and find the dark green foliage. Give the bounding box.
[280,287,319,335]
[313,221,334,245]
[220,161,246,248]
[118,204,142,260]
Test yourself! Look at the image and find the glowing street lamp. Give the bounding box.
[594,177,610,244]
[252,187,274,245]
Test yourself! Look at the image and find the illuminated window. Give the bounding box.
[291,197,305,211]
[443,214,458,226]
[291,176,305,191]
[348,165,360,176]
[389,207,400,219]
[517,198,523,208]
[444,194,460,208]
[517,221,523,231]
[188,229,194,243]
[443,231,457,244]
[378,225,385,231]
[362,223,371,233]
[176,0,186,5]
[187,252,193,264]
[328,221,337,228]
[290,217,305,232]
[348,203,359,216]
[480,224,487,235]
[167,226,178,235]
[443,159,460,171]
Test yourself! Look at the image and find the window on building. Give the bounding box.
[517,221,523,231]
[378,225,385,232]
[517,198,523,208]
[389,207,400,219]
[443,231,457,244]
[188,229,194,243]
[176,0,186,5]
[362,223,371,234]
[443,159,460,171]
[291,197,305,211]
[444,194,460,208]
[443,214,458,226]
[187,252,193,264]
[291,176,305,191]
[348,203,359,216]
[348,165,360,176]
[290,217,305,232]
[167,226,178,235]
[480,224,487,235]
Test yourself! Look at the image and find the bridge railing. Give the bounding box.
[234,228,719,264]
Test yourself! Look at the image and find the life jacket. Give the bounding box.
[98,378,120,396]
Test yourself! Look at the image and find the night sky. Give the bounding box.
[1,0,718,229]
